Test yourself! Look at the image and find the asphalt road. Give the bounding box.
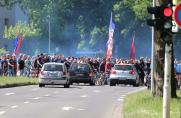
[0,84,144,118]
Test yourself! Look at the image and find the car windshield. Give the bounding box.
[70,63,90,72]
[114,65,133,71]
[43,64,63,71]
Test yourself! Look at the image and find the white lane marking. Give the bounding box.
[0,111,6,115]
[121,94,126,97]
[11,105,19,109]
[77,108,85,111]
[117,98,124,101]
[62,106,74,111]
[33,97,41,100]
[4,93,15,96]
[54,91,59,94]
[24,101,30,104]
[63,90,68,92]
[80,95,88,98]
[119,97,125,99]
[43,94,50,97]
[93,90,101,93]
[28,97,41,100]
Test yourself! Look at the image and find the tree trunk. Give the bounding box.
[153,30,165,97]
[153,0,177,98]
[171,42,177,98]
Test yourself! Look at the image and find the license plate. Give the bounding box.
[49,73,58,77]
[76,74,84,76]
[119,78,126,80]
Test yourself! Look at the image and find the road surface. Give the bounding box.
[0,85,144,118]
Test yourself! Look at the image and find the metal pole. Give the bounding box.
[151,0,156,95]
[48,17,51,54]
[162,0,177,117]
[163,43,171,118]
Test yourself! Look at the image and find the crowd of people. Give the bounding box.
[1,53,181,88]
[0,53,152,81]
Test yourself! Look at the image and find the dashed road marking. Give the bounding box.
[93,90,101,93]
[117,98,124,101]
[62,106,74,111]
[28,97,41,100]
[0,111,6,115]
[4,93,15,96]
[121,94,126,97]
[119,97,125,99]
[80,95,88,98]
[24,101,30,104]
[44,94,50,97]
[11,105,19,109]
[33,97,41,100]
[61,106,85,111]
[77,108,85,111]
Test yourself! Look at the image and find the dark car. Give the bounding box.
[69,63,95,85]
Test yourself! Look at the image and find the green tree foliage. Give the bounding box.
[1,0,153,55]
[4,21,40,40]
[0,48,8,55]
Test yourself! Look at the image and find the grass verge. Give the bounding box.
[0,77,38,88]
[123,90,181,118]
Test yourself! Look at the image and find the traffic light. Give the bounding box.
[160,4,173,42]
[147,6,162,29]
[162,5,173,31]
[147,4,173,30]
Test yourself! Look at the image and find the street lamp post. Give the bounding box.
[48,15,51,54]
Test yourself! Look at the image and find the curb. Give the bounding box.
[0,83,38,89]
[111,87,146,118]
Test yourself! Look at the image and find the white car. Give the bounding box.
[109,64,140,86]
[39,63,70,88]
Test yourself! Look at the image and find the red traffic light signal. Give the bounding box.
[163,7,173,17]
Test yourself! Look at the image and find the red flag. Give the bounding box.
[105,12,115,72]
[130,34,135,59]
[13,33,23,57]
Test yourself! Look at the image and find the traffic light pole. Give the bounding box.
[151,0,156,95]
[163,42,172,118]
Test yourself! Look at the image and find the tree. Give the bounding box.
[4,21,40,40]
[0,48,8,55]
[3,21,40,54]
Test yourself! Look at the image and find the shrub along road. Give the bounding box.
[0,77,38,88]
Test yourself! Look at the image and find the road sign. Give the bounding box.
[172,6,179,32]
[174,3,181,28]
[172,21,179,32]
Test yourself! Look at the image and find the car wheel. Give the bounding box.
[109,82,115,86]
[64,84,70,88]
[133,82,139,87]
[90,81,95,86]
[39,84,45,87]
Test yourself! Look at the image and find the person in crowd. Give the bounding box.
[12,55,17,76]
[7,55,15,76]
[146,58,151,75]
[24,56,32,77]
[1,56,8,76]
[99,58,106,72]
[18,55,25,76]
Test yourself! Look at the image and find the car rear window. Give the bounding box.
[70,63,90,72]
[114,65,133,71]
[43,64,63,71]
